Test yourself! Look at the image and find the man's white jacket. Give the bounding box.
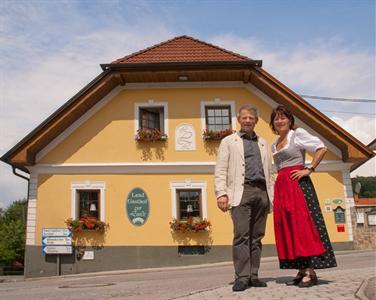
[214,132,274,211]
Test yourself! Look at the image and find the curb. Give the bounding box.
[356,277,375,300]
[0,249,373,283]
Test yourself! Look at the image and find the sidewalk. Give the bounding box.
[177,267,375,300]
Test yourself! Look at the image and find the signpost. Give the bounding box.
[42,228,72,275]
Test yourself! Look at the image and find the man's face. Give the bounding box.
[237,109,258,134]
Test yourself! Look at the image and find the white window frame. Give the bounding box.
[134,100,169,136]
[170,180,207,220]
[71,181,106,222]
[200,98,236,133]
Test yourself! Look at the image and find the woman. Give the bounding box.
[270,104,337,288]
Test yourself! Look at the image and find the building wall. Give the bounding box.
[38,87,340,164]
[25,85,352,277]
[350,206,376,250]
[33,171,349,246]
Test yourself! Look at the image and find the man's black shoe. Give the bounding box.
[249,279,267,287]
[232,280,248,292]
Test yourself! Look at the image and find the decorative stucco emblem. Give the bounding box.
[175,124,196,151]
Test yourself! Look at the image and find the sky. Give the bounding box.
[0,0,375,208]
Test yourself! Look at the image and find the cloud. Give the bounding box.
[331,115,375,177]
[1,4,375,208]
[209,34,375,99]
[331,116,375,145]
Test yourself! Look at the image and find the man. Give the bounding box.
[215,104,274,292]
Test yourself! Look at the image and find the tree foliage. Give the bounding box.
[0,200,27,266]
[351,176,376,198]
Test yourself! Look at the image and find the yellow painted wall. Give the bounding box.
[40,87,339,164]
[35,170,348,247]
[34,87,347,248]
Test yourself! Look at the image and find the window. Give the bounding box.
[177,189,201,220]
[135,101,168,134]
[78,190,100,219]
[170,180,207,220]
[367,209,376,226]
[139,107,163,131]
[205,106,231,132]
[71,181,106,222]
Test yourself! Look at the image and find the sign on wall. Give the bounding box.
[42,228,72,254]
[333,206,346,224]
[126,188,150,226]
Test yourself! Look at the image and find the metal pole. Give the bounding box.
[56,254,60,276]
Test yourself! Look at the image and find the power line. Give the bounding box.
[300,94,376,103]
[321,110,375,116]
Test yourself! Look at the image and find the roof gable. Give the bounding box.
[111,35,250,64]
[1,35,373,171]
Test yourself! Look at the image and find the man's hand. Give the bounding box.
[217,195,230,212]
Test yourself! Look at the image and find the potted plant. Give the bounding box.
[135,128,168,142]
[202,128,234,141]
[170,217,211,233]
[65,216,109,233]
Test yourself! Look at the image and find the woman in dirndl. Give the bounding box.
[270,104,337,288]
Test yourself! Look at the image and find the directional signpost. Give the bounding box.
[42,228,72,275]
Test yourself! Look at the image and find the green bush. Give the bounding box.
[0,200,26,266]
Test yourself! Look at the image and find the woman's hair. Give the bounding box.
[269,104,295,134]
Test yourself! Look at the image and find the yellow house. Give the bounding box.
[2,36,373,278]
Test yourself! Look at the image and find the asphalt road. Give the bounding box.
[0,250,374,300]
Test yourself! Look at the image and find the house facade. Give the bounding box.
[2,36,373,278]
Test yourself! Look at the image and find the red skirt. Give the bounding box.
[273,165,325,260]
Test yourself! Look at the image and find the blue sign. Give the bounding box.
[126,187,150,226]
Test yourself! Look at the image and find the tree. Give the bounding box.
[0,200,27,266]
[351,176,376,198]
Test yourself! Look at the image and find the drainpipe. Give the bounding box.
[12,166,30,224]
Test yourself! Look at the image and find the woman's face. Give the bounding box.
[273,112,290,134]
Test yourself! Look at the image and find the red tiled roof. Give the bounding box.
[355,197,376,206]
[112,35,251,64]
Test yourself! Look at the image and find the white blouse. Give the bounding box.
[272,128,326,154]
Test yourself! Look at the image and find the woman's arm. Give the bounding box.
[290,147,327,180]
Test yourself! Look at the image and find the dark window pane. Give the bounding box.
[78,190,99,219]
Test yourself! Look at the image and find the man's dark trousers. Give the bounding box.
[231,183,269,283]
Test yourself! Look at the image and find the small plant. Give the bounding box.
[135,128,168,142]
[170,217,211,233]
[65,216,109,233]
[202,128,234,140]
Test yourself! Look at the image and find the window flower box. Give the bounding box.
[135,128,168,142]
[170,217,211,233]
[65,217,109,233]
[202,128,234,141]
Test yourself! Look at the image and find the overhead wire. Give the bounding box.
[299,94,376,116]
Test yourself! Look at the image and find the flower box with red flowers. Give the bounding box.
[65,216,108,233]
[135,128,168,142]
[170,217,211,233]
[202,128,234,141]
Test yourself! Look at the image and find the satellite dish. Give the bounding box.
[354,182,361,194]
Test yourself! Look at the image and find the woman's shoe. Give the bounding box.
[298,274,318,288]
[285,272,304,286]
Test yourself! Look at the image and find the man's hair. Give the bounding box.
[237,104,258,120]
